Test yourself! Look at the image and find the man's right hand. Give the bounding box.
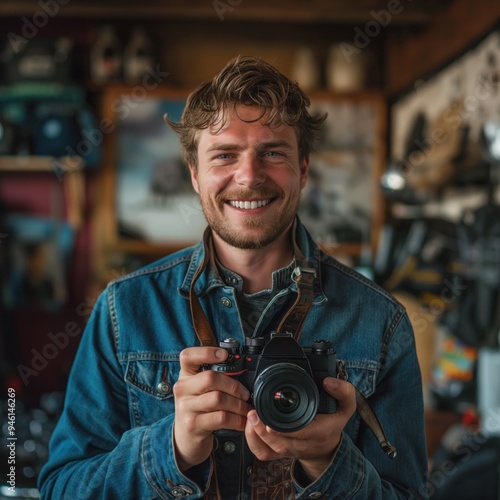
[173,346,251,472]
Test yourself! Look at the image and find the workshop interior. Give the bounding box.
[1,1,500,498]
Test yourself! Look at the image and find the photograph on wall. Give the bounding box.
[298,99,377,245]
[115,96,207,244]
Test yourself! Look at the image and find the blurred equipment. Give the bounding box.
[0,392,64,498]
[477,348,500,437]
[481,121,500,164]
[2,213,74,311]
[89,25,122,85]
[440,120,500,349]
[381,111,430,204]
[374,217,460,304]
[382,109,492,204]
[1,37,78,84]
[0,85,101,168]
[291,47,320,92]
[123,28,156,84]
[0,114,16,155]
[326,43,367,92]
[428,346,500,499]
[428,408,500,500]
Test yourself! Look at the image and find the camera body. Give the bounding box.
[206,332,337,432]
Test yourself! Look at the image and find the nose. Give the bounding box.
[234,154,266,188]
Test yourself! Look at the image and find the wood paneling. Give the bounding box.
[0,0,449,24]
[386,0,500,94]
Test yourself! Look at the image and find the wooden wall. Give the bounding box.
[386,0,500,94]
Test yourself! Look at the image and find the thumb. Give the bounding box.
[323,377,356,416]
[179,346,228,376]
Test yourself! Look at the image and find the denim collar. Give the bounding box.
[179,217,327,304]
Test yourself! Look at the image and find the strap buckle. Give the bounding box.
[291,266,316,283]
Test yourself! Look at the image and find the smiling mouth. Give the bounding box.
[228,199,272,210]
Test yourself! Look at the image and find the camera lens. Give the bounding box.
[274,388,300,413]
[253,363,319,432]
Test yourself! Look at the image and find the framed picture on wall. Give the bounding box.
[101,88,207,251]
[298,94,386,254]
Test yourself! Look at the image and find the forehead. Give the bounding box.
[198,104,299,147]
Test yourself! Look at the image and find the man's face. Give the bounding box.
[189,105,309,250]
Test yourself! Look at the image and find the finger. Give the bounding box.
[174,369,250,401]
[245,410,281,460]
[178,346,228,376]
[177,388,252,417]
[195,410,248,434]
[323,378,356,415]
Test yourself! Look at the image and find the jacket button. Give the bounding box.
[221,297,232,307]
[171,485,193,497]
[156,381,172,394]
[223,441,236,454]
[307,493,324,499]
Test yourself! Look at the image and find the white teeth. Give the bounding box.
[229,199,271,209]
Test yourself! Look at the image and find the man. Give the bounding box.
[39,56,428,499]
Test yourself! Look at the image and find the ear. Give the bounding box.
[299,155,310,190]
[189,164,200,194]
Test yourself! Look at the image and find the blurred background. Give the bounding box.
[0,0,500,498]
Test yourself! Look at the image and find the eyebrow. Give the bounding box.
[205,143,243,153]
[205,140,295,154]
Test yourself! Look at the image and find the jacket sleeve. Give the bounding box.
[292,312,429,499]
[38,289,211,500]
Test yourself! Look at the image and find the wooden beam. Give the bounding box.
[0,0,447,25]
[386,0,500,94]
[0,156,83,172]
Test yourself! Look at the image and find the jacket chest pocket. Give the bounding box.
[344,361,378,397]
[124,358,180,427]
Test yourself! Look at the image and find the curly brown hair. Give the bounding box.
[166,55,326,168]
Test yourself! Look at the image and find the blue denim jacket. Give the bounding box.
[39,221,428,499]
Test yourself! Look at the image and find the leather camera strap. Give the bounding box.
[355,390,397,458]
[189,227,219,347]
[189,222,316,346]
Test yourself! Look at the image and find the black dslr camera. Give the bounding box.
[205,332,337,432]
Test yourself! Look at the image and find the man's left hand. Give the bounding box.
[244,377,356,481]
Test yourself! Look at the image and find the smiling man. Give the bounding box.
[39,56,428,499]
[191,103,308,293]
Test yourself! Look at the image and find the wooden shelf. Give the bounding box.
[0,156,84,173]
[0,0,443,24]
[425,409,463,457]
[0,156,86,229]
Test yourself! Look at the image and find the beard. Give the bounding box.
[198,187,300,250]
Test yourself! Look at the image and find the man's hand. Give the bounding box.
[173,347,252,472]
[244,377,356,481]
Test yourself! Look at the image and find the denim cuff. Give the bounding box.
[142,414,212,498]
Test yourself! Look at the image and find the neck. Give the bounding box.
[212,226,295,294]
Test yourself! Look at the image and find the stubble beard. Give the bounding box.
[198,189,300,250]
